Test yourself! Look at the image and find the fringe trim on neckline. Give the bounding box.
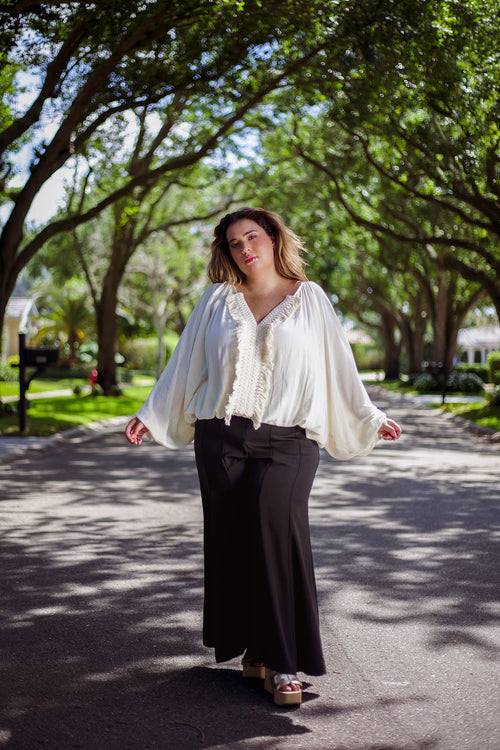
[224,287,301,428]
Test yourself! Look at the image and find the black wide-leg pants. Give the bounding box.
[194,416,326,676]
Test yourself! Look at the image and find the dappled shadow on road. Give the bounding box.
[1,436,316,749]
[312,394,500,658]
[1,395,498,749]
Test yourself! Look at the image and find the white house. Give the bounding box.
[457,324,500,365]
[1,297,38,363]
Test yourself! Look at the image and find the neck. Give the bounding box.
[242,270,284,293]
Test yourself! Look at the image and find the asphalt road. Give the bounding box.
[0,388,499,750]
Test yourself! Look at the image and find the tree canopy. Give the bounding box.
[0,0,332,355]
[2,0,499,383]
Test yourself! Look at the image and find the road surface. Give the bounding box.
[0,388,499,750]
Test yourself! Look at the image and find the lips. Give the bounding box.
[244,255,257,264]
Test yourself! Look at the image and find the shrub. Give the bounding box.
[121,333,179,371]
[489,386,500,407]
[445,371,484,393]
[0,402,16,415]
[454,363,489,382]
[413,373,437,392]
[445,371,461,391]
[121,337,158,371]
[455,373,484,393]
[350,342,383,371]
[0,362,17,382]
[487,351,500,385]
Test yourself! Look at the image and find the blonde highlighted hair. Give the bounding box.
[208,207,308,285]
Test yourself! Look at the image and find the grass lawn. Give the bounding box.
[437,401,500,433]
[0,386,153,437]
[0,378,88,398]
[0,374,155,399]
[375,379,500,432]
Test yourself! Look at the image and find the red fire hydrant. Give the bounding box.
[89,369,98,393]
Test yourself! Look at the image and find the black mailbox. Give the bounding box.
[23,347,60,367]
[17,333,60,432]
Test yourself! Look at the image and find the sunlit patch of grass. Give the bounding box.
[438,401,500,432]
[0,378,89,399]
[0,386,152,437]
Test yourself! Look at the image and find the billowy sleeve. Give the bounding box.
[136,285,220,448]
[306,283,386,460]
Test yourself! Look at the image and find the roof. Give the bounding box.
[5,297,38,328]
[457,325,500,347]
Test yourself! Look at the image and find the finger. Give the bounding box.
[125,420,135,439]
[125,419,142,444]
[380,426,396,440]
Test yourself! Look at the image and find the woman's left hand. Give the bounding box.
[378,418,402,441]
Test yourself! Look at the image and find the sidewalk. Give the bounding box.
[1,388,79,403]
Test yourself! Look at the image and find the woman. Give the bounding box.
[125,207,402,707]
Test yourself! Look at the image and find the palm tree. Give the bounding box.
[30,281,95,367]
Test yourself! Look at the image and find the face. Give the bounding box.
[226,218,275,277]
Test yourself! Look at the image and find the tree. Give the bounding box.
[123,228,207,377]
[236,0,500,374]
[70,162,233,390]
[306,0,500,319]
[0,0,332,358]
[294,131,485,373]
[226,96,487,376]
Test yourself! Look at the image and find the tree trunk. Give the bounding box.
[380,312,401,380]
[96,260,124,394]
[0,253,18,360]
[153,298,169,379]
[430,272,474,374]
[400,313,427,374]
[431,270,448,368]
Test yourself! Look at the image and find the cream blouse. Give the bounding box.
[136,281,386,460]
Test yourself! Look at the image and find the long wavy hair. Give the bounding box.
[208,207,308,285]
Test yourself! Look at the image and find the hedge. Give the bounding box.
[487,352,500,385]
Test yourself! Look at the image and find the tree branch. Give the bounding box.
[342,123,495,233]
[0,20,88,155]
[297,144,500,273]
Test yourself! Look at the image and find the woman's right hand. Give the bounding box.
[125,417,148,445]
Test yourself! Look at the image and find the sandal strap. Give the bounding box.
[273,673,302,690]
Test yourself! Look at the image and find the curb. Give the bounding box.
[0,415,131,462]
[440,411,500,441]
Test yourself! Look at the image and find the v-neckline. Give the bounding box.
[234,281,303,325]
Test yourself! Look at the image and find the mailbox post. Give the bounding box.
[425,361,448,405]
[18,332,60,432]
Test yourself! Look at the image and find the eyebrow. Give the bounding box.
[228,230,258,244]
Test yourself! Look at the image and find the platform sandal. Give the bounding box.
[264,668,303,706]
[242,657,266,680]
